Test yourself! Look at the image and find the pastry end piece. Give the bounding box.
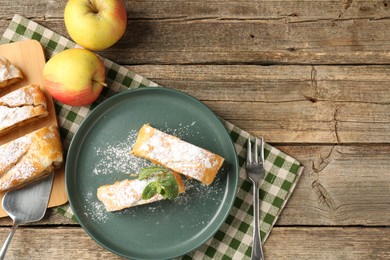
[131,124,225,186]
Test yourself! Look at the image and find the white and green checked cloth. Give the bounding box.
[1,15,304,259]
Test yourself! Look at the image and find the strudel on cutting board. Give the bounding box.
[0,125,63,192]
[0,56,23,88]
[131,124,225,186]
[0,84,48,136]
[97,171,185,212]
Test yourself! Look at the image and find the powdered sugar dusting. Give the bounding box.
[161,121,198,139]
[0,86,34,107]
[0,106,35,130]
[0,105,47,134]
[0,159,37,190]
[83,191,109,223]
[91,122,201,177]
[92,130,148,176]
[0,56,22,83]
[97,177,160,212]
[88,122,225,223]
[0,136,31,173]
[138,125,221,182]
[171,170,226,229]
[176,171,225,208]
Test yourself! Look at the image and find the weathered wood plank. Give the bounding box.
[2,18,390,65]
[129,65,390,103]
[204,102,390,143]
[91,19,390,65]
[266,227,390,259]
[276,144,390,226]
[129,65,390,143]
[1,0,390,20]
[0,227,123,259]
[0,226,389,259]
[0,209,76,226]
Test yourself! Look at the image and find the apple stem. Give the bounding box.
[93,79,108,88]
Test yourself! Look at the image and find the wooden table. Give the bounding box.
[1,1,390,259]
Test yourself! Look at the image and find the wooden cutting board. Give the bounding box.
[0,40,68,217]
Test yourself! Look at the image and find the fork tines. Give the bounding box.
[247,137,264,165]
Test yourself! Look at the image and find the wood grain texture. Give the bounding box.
[275,144,390,226]
[128,65,390,143]
[0,209,76,226]
[0,1,389,258]
[1,17,390,65]
[0,227,123,260]
[1,0,389,20]
[265,227,390,259]
[0,226,389,259]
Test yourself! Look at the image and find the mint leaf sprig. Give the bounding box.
[138,166,179,201]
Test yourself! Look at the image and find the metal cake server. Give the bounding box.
[0,173,54,260]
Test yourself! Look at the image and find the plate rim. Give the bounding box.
[65,87,239,259]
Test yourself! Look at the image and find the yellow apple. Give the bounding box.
[43,48,106,106]
[64,0,127,51]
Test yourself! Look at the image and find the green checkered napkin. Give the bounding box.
[1,15,303,259]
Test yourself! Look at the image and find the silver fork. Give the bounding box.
[246,137,265,260]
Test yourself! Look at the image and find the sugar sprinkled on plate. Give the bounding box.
[87,121,226,227]
[91,122,199,177]
[92,130,149,176]
[160,121,198,139]
[83,191,110,223]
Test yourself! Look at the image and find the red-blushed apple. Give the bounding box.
[43,48,106,106]
[64,0,127,51]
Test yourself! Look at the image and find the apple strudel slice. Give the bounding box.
[0,125,63,192]
[97,170,185,212]
[0,56,23,89]
[131,124,225,186]
[0,85,48,136]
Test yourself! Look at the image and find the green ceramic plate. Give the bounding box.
[65,87,239,259]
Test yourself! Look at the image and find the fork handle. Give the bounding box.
[252,181,265,260]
